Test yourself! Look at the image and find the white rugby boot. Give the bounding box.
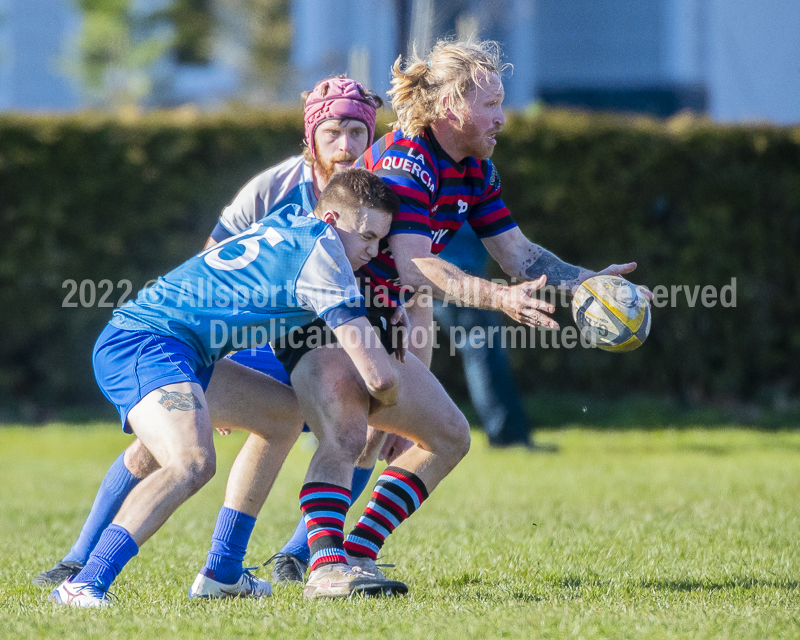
[303,562,407,599]
[188,567,272,599]
[345,552,396,580]
[49,577,112,608]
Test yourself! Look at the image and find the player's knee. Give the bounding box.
[182,449,217,493]
[435,411,471,466]
[369,370,399,396]
[319,423,368,464]
[281,406,306,442]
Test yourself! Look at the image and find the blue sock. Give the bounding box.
[72,524,138,590]
[349,465,375,505]
[279,466,374,564]
[204,506,256,584]
[63,452,142,565]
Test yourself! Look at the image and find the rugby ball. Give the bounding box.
[571,275,651,352]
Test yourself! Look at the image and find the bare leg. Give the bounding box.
[123,438,161,478]
[205,358,304,517]
[290,341,468,580]
[114,382,216,546]
[188,359,303,595]
[366,356,470,489]
[353,300,436,470]
[66,382,218,597]
[292,347,469,494]
[407,297,435,368]
[293,345,372,488]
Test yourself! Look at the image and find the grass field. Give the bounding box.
[2,423,800,639]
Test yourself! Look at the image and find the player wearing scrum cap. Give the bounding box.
[34,78,406,592]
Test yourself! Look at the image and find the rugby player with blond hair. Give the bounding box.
[271,38,650,598]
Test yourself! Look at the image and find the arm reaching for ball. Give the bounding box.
[482,227,653,301]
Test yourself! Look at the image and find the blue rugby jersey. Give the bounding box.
[210,156,316,242]
[110,205,365,368]
[354,128,517,306]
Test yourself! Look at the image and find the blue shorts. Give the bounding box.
[93,324,214,433]
[226,346,291,386]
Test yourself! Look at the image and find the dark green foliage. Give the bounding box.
[0,109,797,417]
[0,110,302,416]
[484,111,800,407]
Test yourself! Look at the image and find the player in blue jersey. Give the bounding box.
[267,39,653,597]
[33,77,405,589]
[49,169,408,607]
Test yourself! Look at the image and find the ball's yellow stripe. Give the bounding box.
[582,281,646,329]
[600,334,642,352]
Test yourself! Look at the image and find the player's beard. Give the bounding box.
[458,119,500,160]
[315,152,358,184]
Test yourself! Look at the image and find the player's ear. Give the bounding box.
[442,93,459,122]
[321,210,340,227]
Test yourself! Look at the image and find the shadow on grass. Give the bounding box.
[638,577,800,592]
[515,392,800,431]
[559,575,604,588]
[434,574,549,603]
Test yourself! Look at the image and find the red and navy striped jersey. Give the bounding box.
[354,128,517,306]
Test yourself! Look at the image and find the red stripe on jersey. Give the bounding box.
[395,212,433,226]
[438,166,467,179]
[362,143,375,169]
[392,137,436,168]
[470,205,512,226]
[465,164,485,178]
[434,193,482,206]
[390,182,431,202]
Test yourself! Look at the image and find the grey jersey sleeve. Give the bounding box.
[295,228,367,329]
[217,156,307,236]
[218,178,265,236]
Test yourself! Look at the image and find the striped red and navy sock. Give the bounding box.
[343,467,429,560]
[300,482,351,571]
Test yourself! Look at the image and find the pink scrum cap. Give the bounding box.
[303,77,378,158]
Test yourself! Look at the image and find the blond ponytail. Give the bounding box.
[389,38,509,138]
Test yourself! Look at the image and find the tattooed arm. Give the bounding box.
[389,232,559,329]
[481,226,643,297]
[481,227,592,293]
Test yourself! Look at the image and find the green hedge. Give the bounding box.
[0,109,798,418]
[0,110,303,416]
[491,111,800,408]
